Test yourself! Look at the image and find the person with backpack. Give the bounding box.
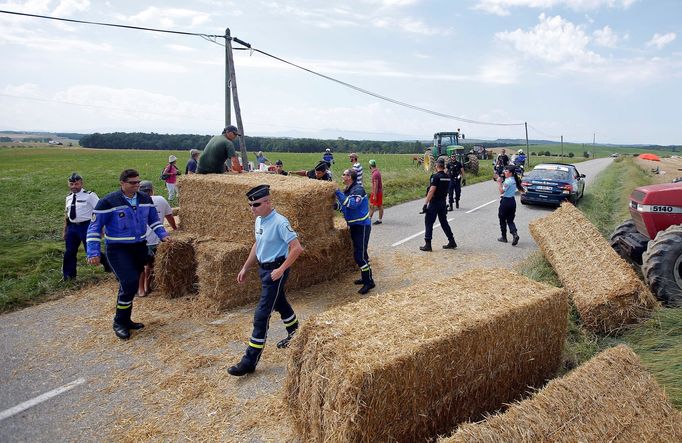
[161,155,180,201]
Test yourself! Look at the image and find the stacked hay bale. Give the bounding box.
[153,173,354,309]
[529,202,657,334]
[441,345,682,442]
[285,269,568,443]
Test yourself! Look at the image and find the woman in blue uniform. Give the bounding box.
[497,165,525,246]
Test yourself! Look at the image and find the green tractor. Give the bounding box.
[424,131,480,175]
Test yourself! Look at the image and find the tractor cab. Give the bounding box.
[425,131,465,170]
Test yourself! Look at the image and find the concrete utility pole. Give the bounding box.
[225,28,231,127]
[525,122,530,166]
[561,135,564,158]
[225,29,249,169]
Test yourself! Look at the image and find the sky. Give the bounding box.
[0,0,680,145]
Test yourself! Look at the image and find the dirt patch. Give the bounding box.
[635,156,682,184]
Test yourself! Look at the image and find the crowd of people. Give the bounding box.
[63,126,528,376]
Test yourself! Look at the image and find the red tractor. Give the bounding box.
[610,183,682,306]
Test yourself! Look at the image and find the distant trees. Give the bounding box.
[568,152,575,158]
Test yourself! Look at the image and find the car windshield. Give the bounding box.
[527,168,570,181]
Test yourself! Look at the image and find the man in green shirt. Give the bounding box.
[197,125,243,174]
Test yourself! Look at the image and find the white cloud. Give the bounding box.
[496,14,601,64]
[593,25,620,47]
[647,32,676,49]
[165,44,196,52]
[52,0,90,16]
[121,7,211,28]
[474,0,638,16]
[2,82,41,97]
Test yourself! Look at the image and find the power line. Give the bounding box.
[2,9,526,128]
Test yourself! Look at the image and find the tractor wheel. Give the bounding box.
[609,219,638,259]
[465,154,479,175]
[423,149,434,171]
[642,224,682,306]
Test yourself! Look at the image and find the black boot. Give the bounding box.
[358,269,375,295]
[497,235,508,243]
[227,360,256,377]
[443,238,457,249]
[354,278,364,285]
[277,329,297,349]
[419,240,432,252]
[456,200,459,209]
[113,307,131,340]
[127,305,144,330]
[448,203,453,212]
[511,233,520,246]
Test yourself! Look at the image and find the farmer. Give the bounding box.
[335,168,375,295]
[62,172,99,280]
[87,169,170,340]
[228,184,304,376]
[420,158,457,252]
[197,125,242,174]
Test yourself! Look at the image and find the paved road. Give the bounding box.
[0,157,613,442]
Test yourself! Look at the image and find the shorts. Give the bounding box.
[370,192,383,207]
[145,244,158,265]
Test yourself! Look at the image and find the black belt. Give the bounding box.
[67,220,90,226]
[259,256,286,270]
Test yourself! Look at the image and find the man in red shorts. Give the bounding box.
[368,159,384,225]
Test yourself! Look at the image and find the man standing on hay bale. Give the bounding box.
[228,184,304,377]
[86,169,170,340]
[335,168,376,295]
[291,160,332,181]
[420,158,457,251]
[196,125,242,174]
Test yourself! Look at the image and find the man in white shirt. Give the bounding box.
[137,180,177,296]
[63,173,99,280]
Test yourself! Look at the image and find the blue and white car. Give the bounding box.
[520,163,586,206]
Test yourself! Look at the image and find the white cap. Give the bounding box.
[168,155,177,162]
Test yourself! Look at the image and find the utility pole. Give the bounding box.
[524,122,530,166]
[225,28,231,127]
[561,135,564,158]
[225,31,249,170]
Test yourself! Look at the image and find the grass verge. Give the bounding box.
[518,157,681,408]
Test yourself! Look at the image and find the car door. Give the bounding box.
[572,166,585,196]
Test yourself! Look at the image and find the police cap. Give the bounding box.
[246,184,270,201]
[314,161,327,172]
[68,172,82,182]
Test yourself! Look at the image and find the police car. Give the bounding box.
[520,163,585,207]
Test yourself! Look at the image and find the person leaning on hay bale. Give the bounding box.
[420,158,457,252]
[291,160,332,181]
[185,149,200,174]
[273,159,288,175]
[137,180,177,298]
[86,169,170,340]
[228,184,305,377]
[335,168,376,295]
[196,125,242,174]
[497,165,525,246]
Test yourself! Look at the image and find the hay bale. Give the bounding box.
[285,269,568,443]
[153,232,198,299]
[441,345,682,442]
[177,173,337,245]
[529,202,657,333]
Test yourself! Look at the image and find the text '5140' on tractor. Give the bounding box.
[610,183,682,306]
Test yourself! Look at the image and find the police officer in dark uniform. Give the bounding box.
[228,185,305,376]
[446,154,464,211]
[63,172,99,280]
[87,169,170,340]
[420,158,457,251]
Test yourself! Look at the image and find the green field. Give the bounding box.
[510,142,679,159]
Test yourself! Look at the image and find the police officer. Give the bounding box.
[446,154,464,211]
[420,158,457,251]
[86,169,170,340]
[63,172,99,280]
[229,185,304,376]
[335,169,375,295]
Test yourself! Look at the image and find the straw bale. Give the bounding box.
[153,232,197,298]
[285,268,568,443]
[442,345,682,442]
[177,173,337,245]
[529,202,657,334]
[195,226,355,311]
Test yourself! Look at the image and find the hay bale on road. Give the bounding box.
[153,232,197,299]
[285,269,568,443]
[442,345,682,442]
[529,202,657,334]
[177,173,337,245]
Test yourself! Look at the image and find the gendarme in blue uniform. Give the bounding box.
[336,181,374,291]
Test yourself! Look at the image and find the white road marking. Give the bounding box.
[391,217,454,247]
[0,378,86,422]
[465,199,498,214]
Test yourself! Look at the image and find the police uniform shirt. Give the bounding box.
[65,189,99,222]
[447,160,463,179]
[429,171,450,201]
[255,209,298,263]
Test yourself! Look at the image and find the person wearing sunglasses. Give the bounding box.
[228,184,304,377]
[335,168,375,295]
[86,169,170,340]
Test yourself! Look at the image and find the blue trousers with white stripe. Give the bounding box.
[350,224,371,270]
[243,268,297,367]
[106,242,147,323]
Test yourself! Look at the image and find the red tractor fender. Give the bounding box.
[628,183,682,239]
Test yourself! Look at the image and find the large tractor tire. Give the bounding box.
[465,154,479,175]
[609,219,638,259]
[641,224,682,306]
[424,149,434,171]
